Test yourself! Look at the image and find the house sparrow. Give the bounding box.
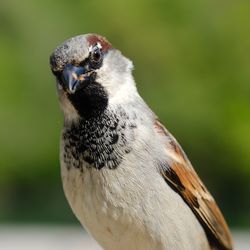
[50,34,233,250]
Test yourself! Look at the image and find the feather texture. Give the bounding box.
[154,119,233,250]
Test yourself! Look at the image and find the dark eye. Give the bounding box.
[90,45,102,63]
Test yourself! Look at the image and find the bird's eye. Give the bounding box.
[90,45,102,64]
[92,50,101,62]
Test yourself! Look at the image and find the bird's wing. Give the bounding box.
[154,119,233,250]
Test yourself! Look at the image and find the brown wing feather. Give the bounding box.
[154,120,233,250]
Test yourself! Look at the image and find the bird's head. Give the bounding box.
[50,34,135,121]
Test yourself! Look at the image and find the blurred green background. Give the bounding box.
[0,0,249,229]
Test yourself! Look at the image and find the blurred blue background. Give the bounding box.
[0,0,250,233]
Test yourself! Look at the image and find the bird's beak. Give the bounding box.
[61,64,86,93]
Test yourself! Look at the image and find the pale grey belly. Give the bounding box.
[61,159,210,250]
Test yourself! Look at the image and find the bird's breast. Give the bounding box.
[61,106,137,170]
[60,105,210,250]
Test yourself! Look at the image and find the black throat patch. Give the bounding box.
[67,80,108,119]
[62,106,137,170]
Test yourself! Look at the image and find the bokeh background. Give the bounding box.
[1,0,250,246]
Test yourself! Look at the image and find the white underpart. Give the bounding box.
[61,113,210,249]
[61,116,210,250]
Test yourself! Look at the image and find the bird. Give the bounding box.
[50,33,233,250]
